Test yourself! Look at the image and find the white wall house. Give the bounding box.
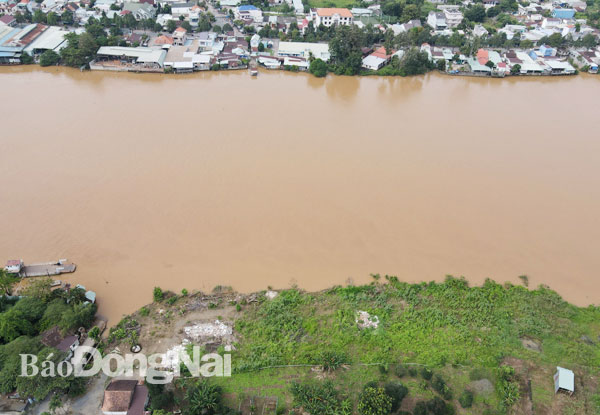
[427,11,447,30]
[310,8,353,27]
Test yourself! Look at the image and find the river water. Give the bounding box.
[1,66,599,323]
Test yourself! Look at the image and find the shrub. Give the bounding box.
[309,58,328,78]
[318,351,349,371]
[88,326,100,340]
[420,367,433,380]
[432,375,452,400]
[39,50,60,67]
[358,387,392,415]
[458,390,474,408]
[395,364,407,378]
[139,306,150,317]
[236,303,242,312]
[408,366,418,377]
[153,287,164,302]
[290,380,348,415]
[384,381,408,412]
[167,296,177,305]
[181,288,188,296]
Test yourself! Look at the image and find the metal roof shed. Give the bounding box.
[554,367,574,395]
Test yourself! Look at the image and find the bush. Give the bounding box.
[153,287,164,302]
[408,366,418,377]
[358,387,392,415]
[167,296,177,305]
[395,364,407,377]
[384,381,408,412]
[309,58,328,78]
[39,50,60,67]
[432,375,452,400]
[458,390,474,408]
[420,367,433,380]
[318,351,349,371]
[181,288,188,296]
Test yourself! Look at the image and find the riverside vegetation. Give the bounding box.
[119,275,600,415]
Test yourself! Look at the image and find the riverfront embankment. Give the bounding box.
[1,67,600,325]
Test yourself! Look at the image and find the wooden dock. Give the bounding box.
[18,260,77,278]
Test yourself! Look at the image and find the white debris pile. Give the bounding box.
[163,339,190,370]
[265,290,278,299]
[356,310,379,329]
[184,320,232,341]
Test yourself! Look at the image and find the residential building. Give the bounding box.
[427,11,447,30]
[442,8,463,28]
[361,46,391,70]
[552,8,576,19]
[236,4,263,22]
[41,326,79,361]
[101,379,149,415]
[173,26,187,46]
[309,8,353,27]
[277,41,330,61]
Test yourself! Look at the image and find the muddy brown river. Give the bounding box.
[1,66,599,323]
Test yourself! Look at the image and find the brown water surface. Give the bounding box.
[1,66,599,323]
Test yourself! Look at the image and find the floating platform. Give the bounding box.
[4,259,77,278]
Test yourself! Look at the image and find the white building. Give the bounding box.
[443,8,463,28]
[278,41,330,61]
[309,8,353,27]
[427,11,447,30]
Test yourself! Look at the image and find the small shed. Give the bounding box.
[554,366,574,395]
[4,259,23,274]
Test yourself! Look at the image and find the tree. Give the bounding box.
[358,387,392,415]
[153,287,164,302]
[309,58,328,77]
[181,20,192,32]
[222,23,233,32]
[581,33,598,48]
[329,24,365,75]
[186,381,224,415]
[465,5,486,22]
[59,302,97,332]
[61,10,73,25]
[0,309,35,342]
[33,9,46,23]
[485,60,495,69]
[459,390,474,408]
[39,50,61,67]
[384,381,408,412]
[510,63,521,75]
[23,277,53,302]
[46,11,58,25]
[0,269,19,295]
[399,48,433,75]
[21,51,34,64]
[166,19,177,32]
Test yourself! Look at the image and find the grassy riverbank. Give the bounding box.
[116,276,600,414]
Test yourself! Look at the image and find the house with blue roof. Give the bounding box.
[552,8,575,19]
[235,4,262,22]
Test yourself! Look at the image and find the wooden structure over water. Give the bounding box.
[4,259,77,278]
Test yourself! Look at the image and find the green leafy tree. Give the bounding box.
[40,50,61,67]
[465,5,486,22]
[167,19,177,32]
[358,387,392,415]
[0,269,19,295]
[384,381,408,412]
[153,287,164,302]
[186,380,224,415]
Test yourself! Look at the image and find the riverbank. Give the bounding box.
[2,68,600,326]
[107,276,600,414]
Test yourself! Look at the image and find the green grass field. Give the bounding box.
[221,276,600,414]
